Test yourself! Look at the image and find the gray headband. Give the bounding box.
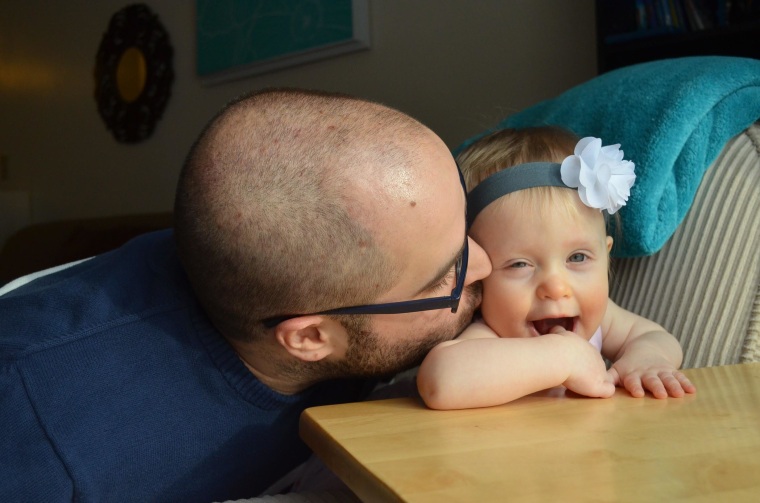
[466,162,569,227]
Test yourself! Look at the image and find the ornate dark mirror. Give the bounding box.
[94,4,174,143]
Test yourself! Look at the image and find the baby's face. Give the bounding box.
[470,194,612,341]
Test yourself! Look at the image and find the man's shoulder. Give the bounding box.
[0,229,193,358]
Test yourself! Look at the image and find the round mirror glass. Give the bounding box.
[116,47,147,103]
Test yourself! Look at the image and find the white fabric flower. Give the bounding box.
[560,137,636,214]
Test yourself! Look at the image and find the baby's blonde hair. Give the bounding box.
[458,126,585,222]
[458,126,579,189]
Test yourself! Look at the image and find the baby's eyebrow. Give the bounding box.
[416,240,465,295]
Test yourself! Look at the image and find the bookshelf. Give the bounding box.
[596,0,760,73]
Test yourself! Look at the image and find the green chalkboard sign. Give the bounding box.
[196,0,369,83]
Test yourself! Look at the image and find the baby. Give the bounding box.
[418,126,696,409]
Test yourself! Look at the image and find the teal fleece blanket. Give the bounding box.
[457,56,760,257]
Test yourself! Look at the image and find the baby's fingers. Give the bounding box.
[627,372,669,398]
[645,371,696,398]
[669,371,696,395]
[656,372,684,398]
[623,370,696,399]
[622,373,647,398]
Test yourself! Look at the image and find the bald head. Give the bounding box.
[174,89,439,341]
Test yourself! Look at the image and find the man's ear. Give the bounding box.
[273,315,346,362]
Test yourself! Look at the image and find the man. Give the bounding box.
[0,89,490,502]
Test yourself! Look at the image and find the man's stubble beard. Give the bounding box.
[315,282,483,381]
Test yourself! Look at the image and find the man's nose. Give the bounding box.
[464,236,492,285]
[537,270,572,300]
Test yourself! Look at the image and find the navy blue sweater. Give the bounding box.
[0,230,369,502]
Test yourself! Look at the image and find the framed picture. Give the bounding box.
[196,0,370,84]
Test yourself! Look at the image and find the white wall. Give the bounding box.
[0,0,596,237]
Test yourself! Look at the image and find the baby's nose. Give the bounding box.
[537,272,572,300]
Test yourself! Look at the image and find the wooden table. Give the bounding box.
[301,363,760,502]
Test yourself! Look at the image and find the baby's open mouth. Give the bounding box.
[532,317,575,335]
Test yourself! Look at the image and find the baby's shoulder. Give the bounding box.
[457,320,500,341]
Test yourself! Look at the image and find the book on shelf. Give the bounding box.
[602,0,733,44]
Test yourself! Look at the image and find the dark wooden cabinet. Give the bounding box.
[596,0,760,73]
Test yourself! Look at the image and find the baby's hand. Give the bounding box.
[550,327,616,399]
[608,355,696,399]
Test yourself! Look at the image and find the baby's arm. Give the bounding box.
[417,322,615,410]
[601,300,696,399]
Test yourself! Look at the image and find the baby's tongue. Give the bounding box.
[533,317,574,335]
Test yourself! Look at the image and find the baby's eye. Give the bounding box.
[568,253,588,263]
[509,261,529,269]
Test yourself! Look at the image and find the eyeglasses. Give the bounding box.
[262,166,469,329]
